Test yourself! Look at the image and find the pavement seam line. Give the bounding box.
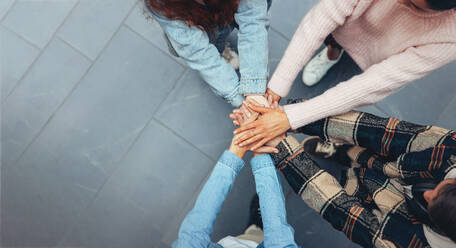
[52,2,156,246]
[2,0,80,103]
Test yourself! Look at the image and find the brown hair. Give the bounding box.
[429,181,456,242]
[146,0,240,32]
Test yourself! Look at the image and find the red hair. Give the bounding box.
[146,0,240,32]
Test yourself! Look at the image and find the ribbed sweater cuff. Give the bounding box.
[283,92,354,130]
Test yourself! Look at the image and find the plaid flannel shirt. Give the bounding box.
[271,110,456,248]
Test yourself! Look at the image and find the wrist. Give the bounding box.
[229,144,247,159]
[281,111,292,131]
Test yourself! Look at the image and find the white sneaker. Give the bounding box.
[302,47,344,86]
[222,44,240,70]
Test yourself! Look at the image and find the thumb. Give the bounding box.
[247,103,272,114]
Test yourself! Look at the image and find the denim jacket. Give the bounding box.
[150,0,270,107]
[172,151,298,248]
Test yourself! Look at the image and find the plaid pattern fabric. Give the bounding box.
[272,109,456,248]
[298,110,456,184]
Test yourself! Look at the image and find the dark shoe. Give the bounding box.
[302,136,338,159]
[247,194,263,230]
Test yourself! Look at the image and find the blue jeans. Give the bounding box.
[164,0,272,55]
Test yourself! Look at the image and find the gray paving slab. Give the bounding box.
[269,0,319,39]
[0,0,15,20]
[61,119,214,247]
[0,25,40,100]
[268,29,291,75]
[125,2,169,56]
[2,38,90,167]
[58,0,137,60]
[2,0,76,48]
[436,97,456,130]
[2,150,96,247]
[1,26,184,246]
[356,104,388,118]
[157,242,171,248]
[58,180,164,248]
[154,69,236,161]
[124,2,186,67]
[377,62,456,125]
[159,172,204,246]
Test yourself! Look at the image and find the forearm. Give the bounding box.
[235,0,269,95]
[152,12,243,107]
[283,43,456,130]
[173,151,244,248]
[251,154,298,248]
[268,0,362,97]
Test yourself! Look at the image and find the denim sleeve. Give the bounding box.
[173,151,245,248]
[151,12,244,107]
[250,154,299,248]
[235,0,269,95]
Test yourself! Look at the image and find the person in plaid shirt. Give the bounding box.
[237,99,456,248]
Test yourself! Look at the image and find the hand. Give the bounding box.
[265,88,281,104]
[230,103,259,127]
[231,101,279,155]
[229,103,258,158]
[229,135,248,158]
[252,98,285,156]
[245,94,270,106]
[230,95,268,126]
[234,103,291,151]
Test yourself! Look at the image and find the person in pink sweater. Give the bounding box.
[232,0,456,151]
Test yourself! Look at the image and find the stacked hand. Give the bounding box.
[229,92,288,157]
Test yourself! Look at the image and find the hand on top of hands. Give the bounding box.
[230,92,291,151]
[229,94,286,157]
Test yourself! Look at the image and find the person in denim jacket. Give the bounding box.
[172,101,298,248]
[145,0,271,107]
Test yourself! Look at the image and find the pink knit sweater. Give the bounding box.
[268,0,456,130]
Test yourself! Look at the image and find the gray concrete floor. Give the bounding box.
[1,0,455,247]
